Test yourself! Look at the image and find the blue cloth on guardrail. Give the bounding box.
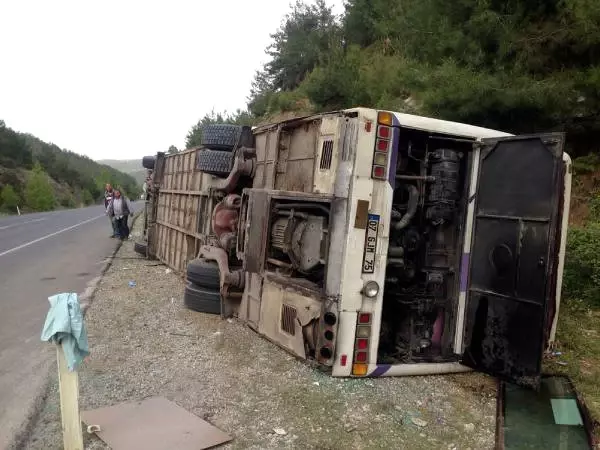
[40,293,89,372]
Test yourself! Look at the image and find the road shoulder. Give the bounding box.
[8,213,141,450]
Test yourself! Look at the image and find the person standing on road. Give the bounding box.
[104,183,117,237]
[107,189,133,240]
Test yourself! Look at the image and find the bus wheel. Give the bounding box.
[183,282,221,315]
[142,155,155,169]
[196,150,233,178]
[201,124,253,152]
[186,258,220,290]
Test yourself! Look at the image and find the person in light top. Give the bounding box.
[107,189,133,240]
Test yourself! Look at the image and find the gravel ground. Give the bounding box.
[25,218,498,450]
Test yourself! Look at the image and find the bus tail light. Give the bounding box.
[352,312,371,376]
[358,312,371,324]
[352,363,368,376]
[355,351,368,362]
[371,112,394,180]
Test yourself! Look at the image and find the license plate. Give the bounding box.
[362,214,379,273]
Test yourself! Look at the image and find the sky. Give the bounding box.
[0,0,344,161]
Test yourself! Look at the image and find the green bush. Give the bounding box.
[82,190,93,205]
[24,162,55,211]
[0,184,19,212]
[59,192,76,208]
[572,154,600,175]
[564,223,600,307]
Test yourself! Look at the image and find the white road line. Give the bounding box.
[0,215,104,257]
[0,218,47,231]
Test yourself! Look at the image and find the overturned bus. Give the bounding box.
[142,107,572,389]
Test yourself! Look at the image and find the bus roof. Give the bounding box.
[254,107,514,140]
[348,107,514,140]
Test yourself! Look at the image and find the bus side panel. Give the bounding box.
[548,153,572,343]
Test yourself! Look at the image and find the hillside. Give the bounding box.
[0,120,139,213]
[98,159,147,185]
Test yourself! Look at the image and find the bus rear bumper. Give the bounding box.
[335,362,473,378]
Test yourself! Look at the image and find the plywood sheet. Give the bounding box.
[81,396,232,450]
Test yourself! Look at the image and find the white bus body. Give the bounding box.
[195,107,571,389]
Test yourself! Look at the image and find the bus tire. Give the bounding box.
[201,124,253,152]
[183,283,221,315]
[196,150,232,178]
[186,258,220,290]
[142,155,156,169]
[134,241,147,257]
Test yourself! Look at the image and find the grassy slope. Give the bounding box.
[545,166,600,443]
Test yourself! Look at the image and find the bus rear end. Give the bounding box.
[330,109,571,389]
[235,107,569,389]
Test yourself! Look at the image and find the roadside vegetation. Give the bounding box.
[0,120,139,213]
[183,0,600,437]
[549,154,600,438]
[187,0,599,162]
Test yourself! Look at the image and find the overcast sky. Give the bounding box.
[0,0,343,161]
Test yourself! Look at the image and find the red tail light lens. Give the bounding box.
[355,351,368,362]
[358,313,371,324]
[377,125,391,139]
[357,338,368,350]
[376,139,389,152]
[372,166,386,179]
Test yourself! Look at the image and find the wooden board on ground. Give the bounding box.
[81,396,232,450]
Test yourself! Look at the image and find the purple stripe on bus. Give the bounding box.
[460,253,470,293]
[369,364,391,377]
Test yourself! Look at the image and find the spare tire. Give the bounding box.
[201,124,253,152]
[196,149,233,178]
[183,283,221,314]
[134,241,147,257]
[187,259,220,290]
[142,155,156,169]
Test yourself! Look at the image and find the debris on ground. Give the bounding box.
[24,219,497,450]
[81,396,232,450]
[411,418,428,428]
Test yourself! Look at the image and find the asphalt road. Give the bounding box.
[0,203,141,449]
